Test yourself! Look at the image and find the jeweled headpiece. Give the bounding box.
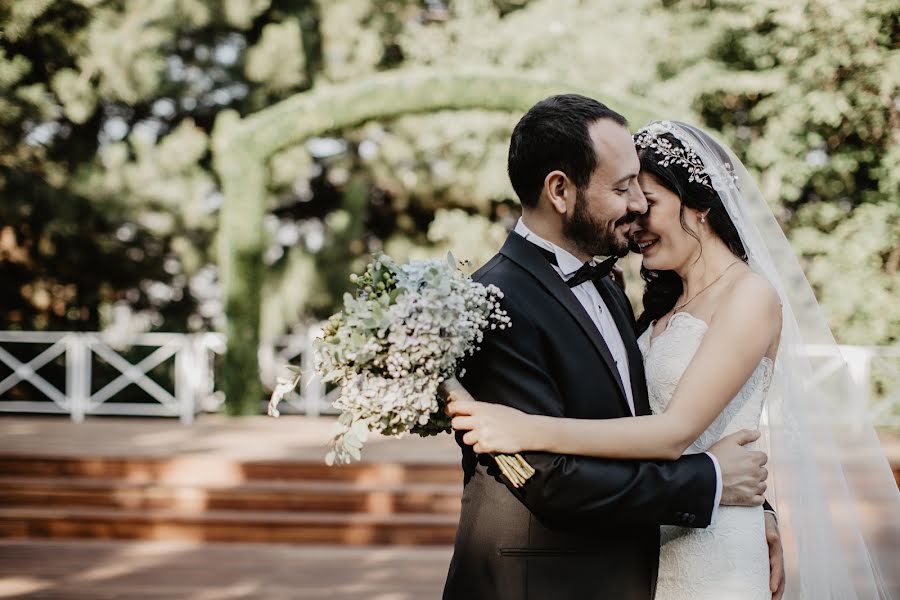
[634,121,737,190]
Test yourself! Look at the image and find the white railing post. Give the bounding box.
[66,334,89,423]
[197,333,225,413]
[842,346,873,431]
[175,336,194,424]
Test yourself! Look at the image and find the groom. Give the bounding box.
[442,95,783,600]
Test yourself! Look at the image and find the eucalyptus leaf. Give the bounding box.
[347,444,362,461]
[350,419,370,440]
[343,431,363,449]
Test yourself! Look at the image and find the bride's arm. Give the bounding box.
[450,274,781,460]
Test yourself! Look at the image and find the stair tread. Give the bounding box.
[0,505,460,524]
[0,454,459,468]
[0,476,461,494]
[0,454,462,485]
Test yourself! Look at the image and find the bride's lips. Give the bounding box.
[634,236,660,254]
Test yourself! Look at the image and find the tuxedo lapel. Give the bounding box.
[595,278,652,416]
[499,233,629,408]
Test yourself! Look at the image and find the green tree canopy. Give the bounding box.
[662,0,899,345]
[2,0,896,414]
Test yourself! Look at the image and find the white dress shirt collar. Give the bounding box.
[514,218,587,279]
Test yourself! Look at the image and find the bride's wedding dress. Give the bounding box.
[638,311,773,600]
[631,120,898,598]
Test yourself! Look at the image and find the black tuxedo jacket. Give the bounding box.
[443,232,718,600]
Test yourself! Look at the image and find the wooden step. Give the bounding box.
[0,506,459,545]
[0,455,462,485]
[0,455,463,483]
[0,477,461,515]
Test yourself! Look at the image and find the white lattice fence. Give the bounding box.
[865,346,900,428]
[0,331,224,423]
[1,329,897,426]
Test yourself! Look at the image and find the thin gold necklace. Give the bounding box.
[673,260,742,312]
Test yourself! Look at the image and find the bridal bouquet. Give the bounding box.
[268,252,535,487]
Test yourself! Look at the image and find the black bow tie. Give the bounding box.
[530,242,618,288]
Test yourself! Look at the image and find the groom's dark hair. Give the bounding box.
[508,94,627,208]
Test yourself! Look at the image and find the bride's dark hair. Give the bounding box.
[635,132,747,334]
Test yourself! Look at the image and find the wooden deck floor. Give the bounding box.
[0,414,461,463]
[0,539,452,599]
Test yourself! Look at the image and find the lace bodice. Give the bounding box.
[637,312,773,453]
[637,311,774,599]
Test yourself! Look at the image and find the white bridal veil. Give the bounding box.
[636,121,900,599]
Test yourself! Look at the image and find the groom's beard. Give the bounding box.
[564,188,631,258]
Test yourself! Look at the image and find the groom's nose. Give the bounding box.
[627,183,648,215]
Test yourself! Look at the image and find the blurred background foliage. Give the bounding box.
[1,0,896,358]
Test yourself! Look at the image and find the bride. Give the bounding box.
[447,121,900,599]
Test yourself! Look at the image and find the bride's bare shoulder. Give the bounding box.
[719,269,782,325]
[734,270,779,303]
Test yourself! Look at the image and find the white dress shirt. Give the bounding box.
[514,218,723,519]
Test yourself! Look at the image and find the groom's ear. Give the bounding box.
[544,170,573,215]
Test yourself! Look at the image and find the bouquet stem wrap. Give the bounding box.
[438,377,535,488]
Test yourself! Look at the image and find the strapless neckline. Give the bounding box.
[648,311,707,344]
[646,311,775,371]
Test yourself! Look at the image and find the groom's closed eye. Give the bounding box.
[612,174,637,193]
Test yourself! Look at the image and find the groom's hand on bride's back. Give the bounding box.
[708,429,768,506]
